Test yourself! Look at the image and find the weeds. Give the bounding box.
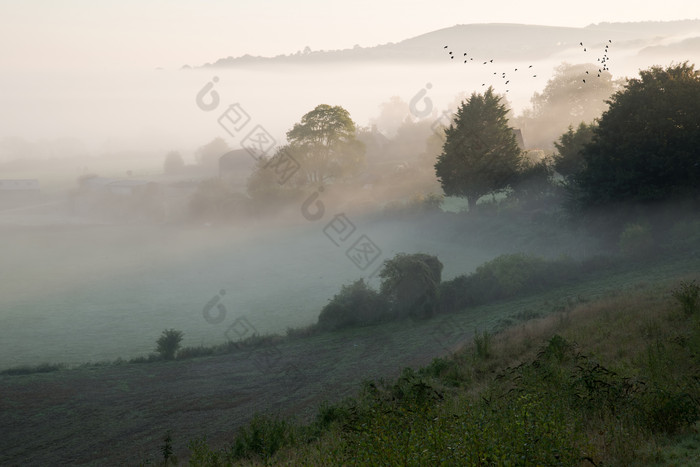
[160,431,176,466]
[473,330,492,360]
[672,280,700,315]
[230,413,298,462]
[152,281,700,466]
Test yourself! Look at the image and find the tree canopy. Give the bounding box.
[195,137,229,170]
[574,62,700,207]
[553,122,596,179]
[434,87,523,211]
[286,104,365,184]
[379,253,443,319]
[514,63,619,150]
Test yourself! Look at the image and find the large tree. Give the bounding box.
[553,122,596,179]
[195,137,229,170]
[574,62,700,207]
[514,63,620,150]
[434,87,523,212]
[286,104,365,184]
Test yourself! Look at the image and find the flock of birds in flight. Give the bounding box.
[442,39,613,92]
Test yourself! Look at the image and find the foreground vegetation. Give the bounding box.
[146,276,700,466]
[3,224,698,465]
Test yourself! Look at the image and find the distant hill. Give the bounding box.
[187,20,700,68]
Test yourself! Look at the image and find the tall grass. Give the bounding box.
[179,278,700,466]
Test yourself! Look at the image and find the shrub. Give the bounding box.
[187,437,230,466]
[175,345,215,360]
[618,222,654,257]
[471,253,549,299]
[285,324,317,339]
[0,362,66,376]
[407,192,444,214]
[474,330,492,360]
[317,279,389,331]
[315,400,352,431]
[438,255,581,314]
[156,329,183,360]
[382,193,444,218]
[231,413,296,461]
[638,389,700,434]
[160,430,177,465]
[421,357,452,379]
[129,353,161,364]
[379,253,443,319]
[672,280,700,316]
[437,274,477,314]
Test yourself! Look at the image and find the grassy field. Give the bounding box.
[183,262,700,466]
[0,208,603,369]
[1,240,699,465]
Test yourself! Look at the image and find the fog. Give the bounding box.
[2,24,700,369]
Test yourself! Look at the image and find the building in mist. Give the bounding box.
[81,177,152,196]
[0,179,40,192]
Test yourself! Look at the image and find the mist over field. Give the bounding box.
[3,7,700,464]
[2,21,700,369]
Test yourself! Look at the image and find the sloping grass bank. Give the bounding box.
[178,278,700,466]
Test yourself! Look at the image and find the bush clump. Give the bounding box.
[317,279,389,331]
[0,362,66,376]
[439,254,580,313]
[379,253,443,319]
[156,329,183,360]
[672,280,700,316]
[231,413,297,461]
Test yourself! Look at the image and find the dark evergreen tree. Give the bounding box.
[435,87,523,212]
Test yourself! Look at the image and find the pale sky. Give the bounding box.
[1,0,698,71]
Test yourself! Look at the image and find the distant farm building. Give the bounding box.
[81,177,154,196]
[0,179,40,192]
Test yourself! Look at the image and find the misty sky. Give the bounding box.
[1,0,698,71]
